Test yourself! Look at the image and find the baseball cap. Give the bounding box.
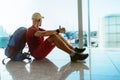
[32,12,44,20]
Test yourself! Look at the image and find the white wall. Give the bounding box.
[0,0,78,34]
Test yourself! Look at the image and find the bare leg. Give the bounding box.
[47,34,75,55]
[58,34,86,53]
[57,34,74,49]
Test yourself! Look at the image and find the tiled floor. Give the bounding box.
[0,47,120,80]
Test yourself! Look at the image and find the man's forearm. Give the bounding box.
[34,30,58,37]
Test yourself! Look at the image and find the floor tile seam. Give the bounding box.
[106,53,120,74]
[91,73,120,77]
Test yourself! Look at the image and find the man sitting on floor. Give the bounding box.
[26,12,88,62]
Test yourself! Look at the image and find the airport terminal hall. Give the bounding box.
[0,0,120,80]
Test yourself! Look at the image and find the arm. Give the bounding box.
[34,30,58,37]
[34,27,66,37]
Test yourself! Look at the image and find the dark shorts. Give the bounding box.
[31,39,55,60]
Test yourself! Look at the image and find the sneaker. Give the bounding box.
[74,47,86,53]
[70,53,88,62]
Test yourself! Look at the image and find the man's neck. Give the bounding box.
[33,24,39,28]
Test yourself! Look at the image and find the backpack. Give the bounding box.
[4,27,31,61]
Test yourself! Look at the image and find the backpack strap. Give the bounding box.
[2,52,31,65]
[2,58,8,65]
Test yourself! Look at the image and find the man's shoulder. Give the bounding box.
[28,26,34,29]
[28,26,45,31]
[28,26,36,31]
[26,26,36,34]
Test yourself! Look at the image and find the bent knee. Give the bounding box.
[47,34,59,43]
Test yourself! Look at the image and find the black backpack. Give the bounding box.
[4,27,31,62]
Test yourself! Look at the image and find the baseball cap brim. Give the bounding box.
[32,12,44,20]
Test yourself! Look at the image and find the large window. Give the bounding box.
[83,0,120,48]
[1,0,120,49]
[0,0,78,34]
[0,0,79,48]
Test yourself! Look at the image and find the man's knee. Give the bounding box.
[47,34,59,43]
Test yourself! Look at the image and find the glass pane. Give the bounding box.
[88,0,120,49]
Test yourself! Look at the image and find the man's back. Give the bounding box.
[26,26,44,53]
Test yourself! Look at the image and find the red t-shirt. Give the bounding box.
[26,26,45,53]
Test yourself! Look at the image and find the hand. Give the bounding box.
[59,27,66,34]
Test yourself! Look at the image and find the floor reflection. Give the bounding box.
[29,59,59,80]
[5,58,89,80]
[5,60,30,80]
[60,62,89,80]
[5,59,59,80]
[1,48,120,80]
